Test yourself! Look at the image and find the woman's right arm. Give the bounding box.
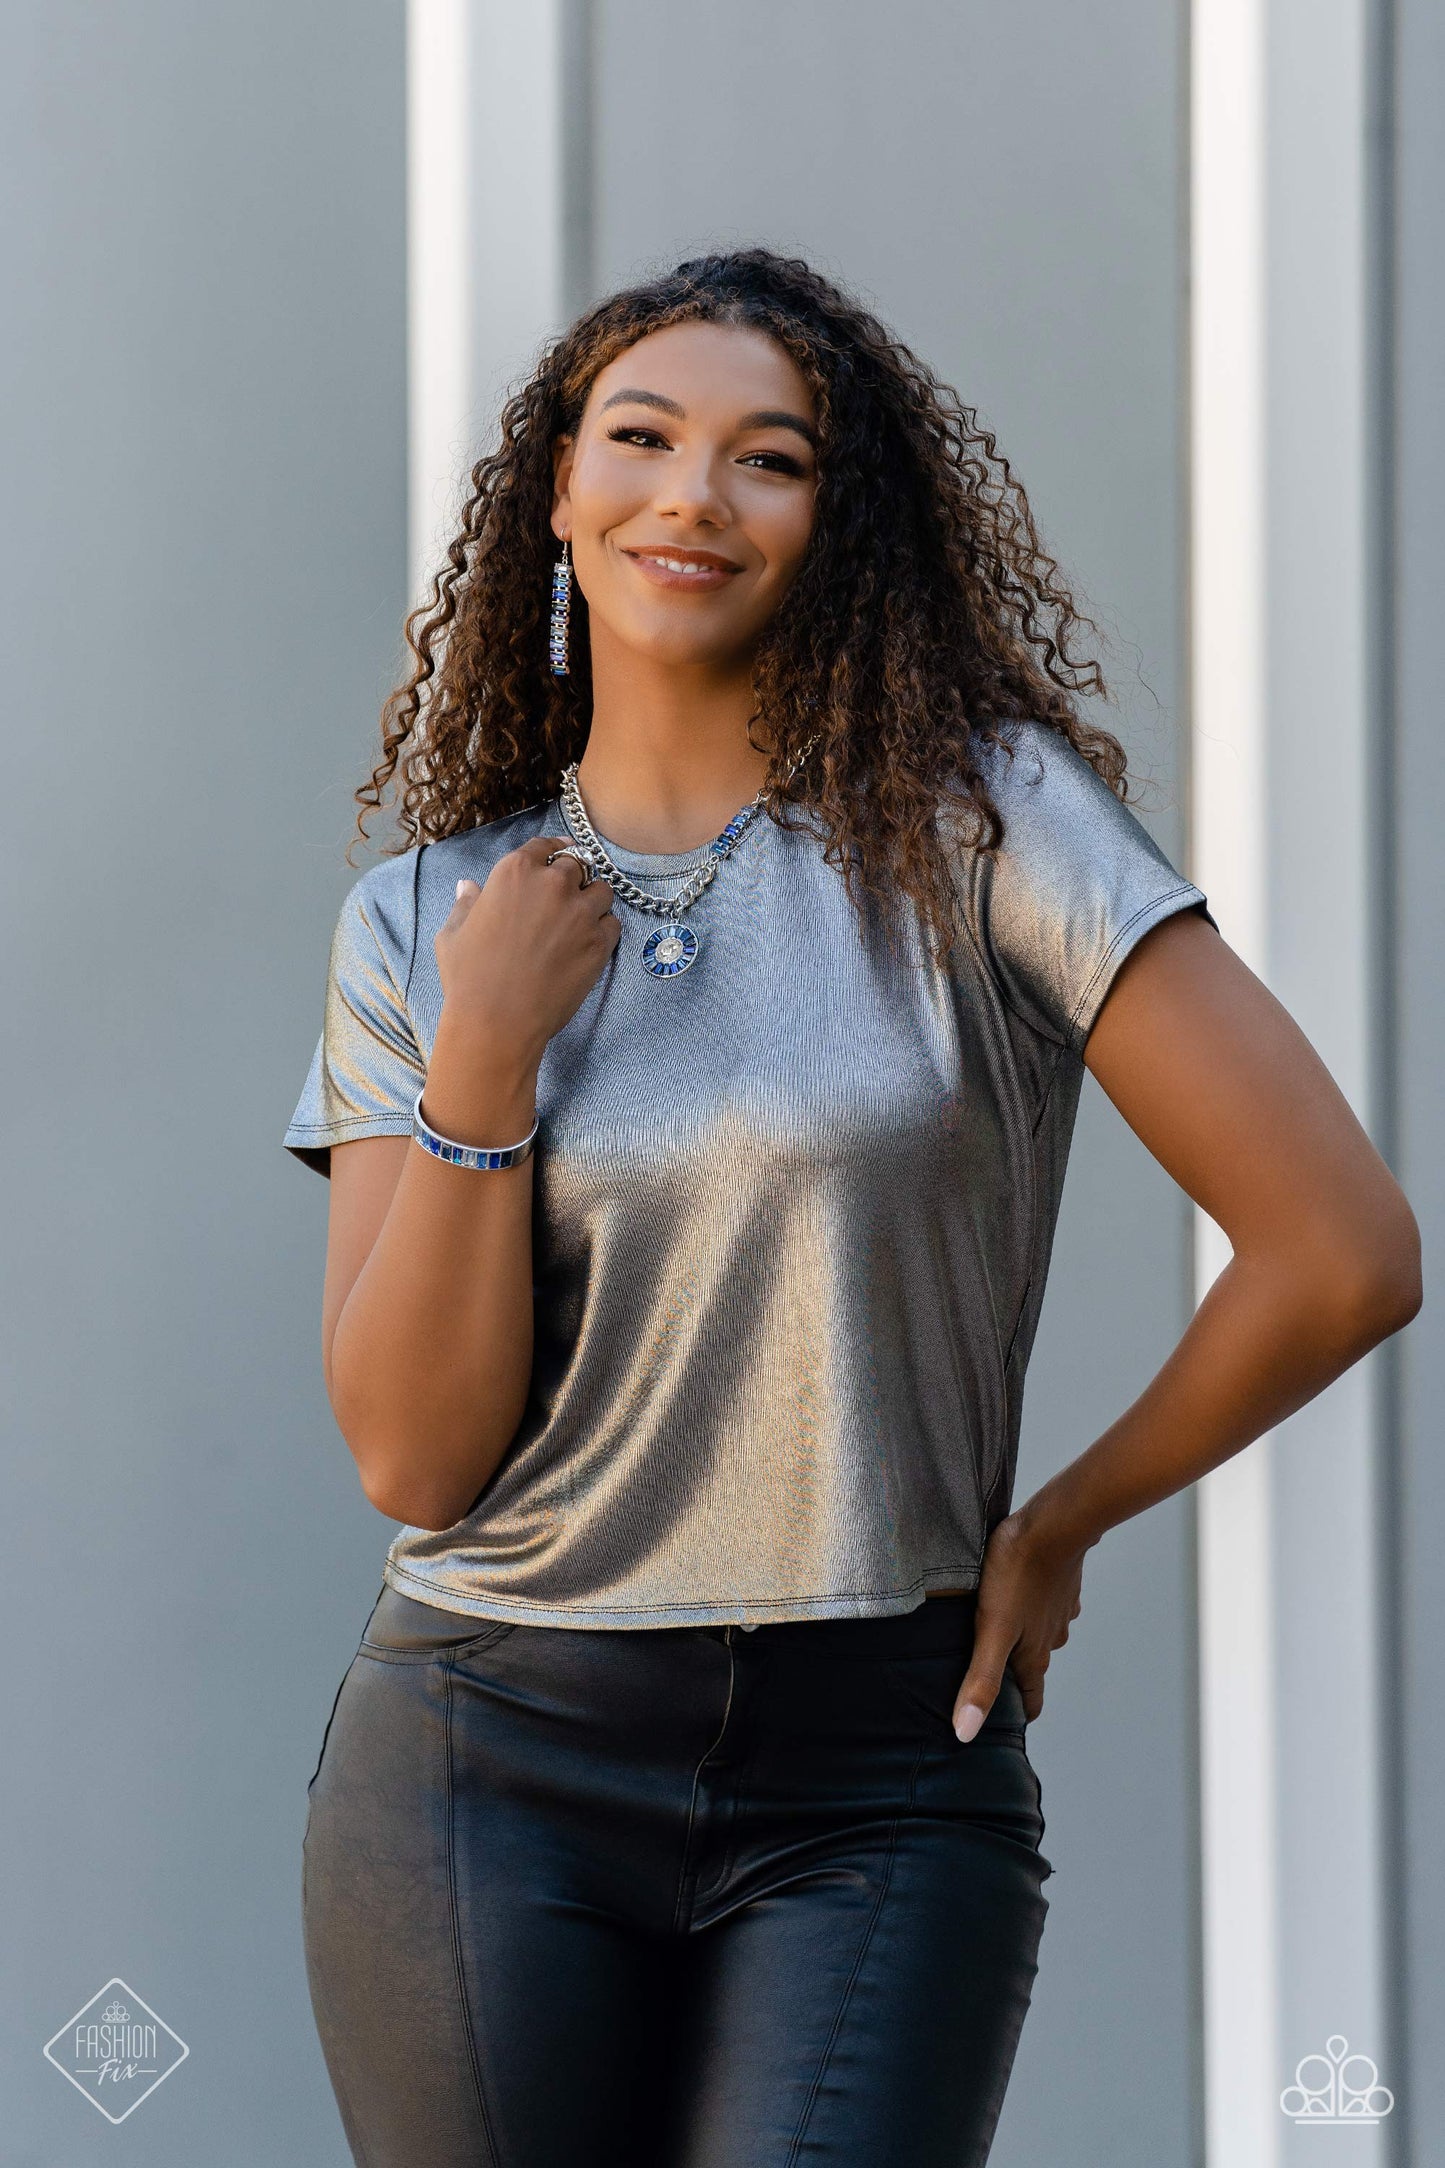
[321,838,619,1531]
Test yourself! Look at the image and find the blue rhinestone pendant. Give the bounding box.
[641,922,699,977]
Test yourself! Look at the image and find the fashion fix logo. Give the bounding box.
[43,1977,189,2123]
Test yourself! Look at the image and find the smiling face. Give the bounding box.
[550,319,820,670]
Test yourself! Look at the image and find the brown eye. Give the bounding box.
[740,450,806,476]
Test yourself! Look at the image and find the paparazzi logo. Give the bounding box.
[1280,2032,1394,2125]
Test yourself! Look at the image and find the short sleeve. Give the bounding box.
[283,852,427,1176]
[951,720,1217,1053]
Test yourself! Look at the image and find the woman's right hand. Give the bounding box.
[433,836,620,1073]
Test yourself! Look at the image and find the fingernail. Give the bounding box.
[954,1704,985,1744]
[455,879,466,899]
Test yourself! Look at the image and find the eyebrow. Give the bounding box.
[597,386,817,450]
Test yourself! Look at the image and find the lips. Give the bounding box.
[621,545,742,592]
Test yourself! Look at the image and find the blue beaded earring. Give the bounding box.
[549,538,572,677]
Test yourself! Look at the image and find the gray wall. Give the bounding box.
[586,6,1199,2164]
[0,4,405,2162]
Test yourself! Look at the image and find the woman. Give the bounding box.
[285,249,1420,2167]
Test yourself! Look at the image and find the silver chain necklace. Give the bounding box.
[557,735,819,978]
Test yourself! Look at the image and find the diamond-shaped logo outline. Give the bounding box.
[43,1975,190,2124]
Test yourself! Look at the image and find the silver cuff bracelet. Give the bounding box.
[411,1089,538,1170]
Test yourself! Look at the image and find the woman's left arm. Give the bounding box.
[952,906,1423,1739]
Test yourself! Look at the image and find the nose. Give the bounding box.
[651,447,732,530]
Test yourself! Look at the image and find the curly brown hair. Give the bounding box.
[356,245,1129,962]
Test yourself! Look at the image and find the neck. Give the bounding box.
[572,625,776,854]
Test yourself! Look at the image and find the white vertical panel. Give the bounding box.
[1191,1,1279,2158]
[1192,0,1269,976]
[1192,0,1389,2162]
[407,0,570,606]
[407,0,473,605]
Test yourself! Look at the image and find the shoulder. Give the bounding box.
[966,717,1123,834]
[413,799,557,914]
[334,848,422,967]
[939,717,1175,891]
[335,801,557,973]
[932,717,1212,1052]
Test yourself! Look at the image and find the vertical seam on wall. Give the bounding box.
[1365,1,1407,2160]
[1177,1,1208,2159]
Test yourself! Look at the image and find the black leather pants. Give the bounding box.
[302,1583,1054,2167]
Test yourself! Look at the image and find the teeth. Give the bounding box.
[642,555,716,574]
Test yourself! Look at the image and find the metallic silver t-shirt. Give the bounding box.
[285,720,1213,1629]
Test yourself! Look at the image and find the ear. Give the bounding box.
[551,433,575,540]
